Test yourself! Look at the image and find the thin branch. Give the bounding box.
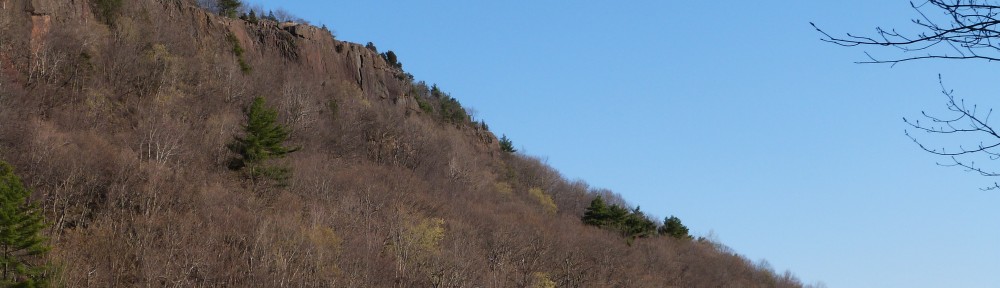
[813,1,1000,65]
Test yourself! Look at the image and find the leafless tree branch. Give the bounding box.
[903,75,1000,189]
[813,0,1000,65]
[817,1,1000,189]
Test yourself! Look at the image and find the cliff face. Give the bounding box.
[3,0,499,152]
[0,1,803,287]
[222,12,409,104]
[5,0,408,108]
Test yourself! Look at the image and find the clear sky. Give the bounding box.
[250,1,1000,287]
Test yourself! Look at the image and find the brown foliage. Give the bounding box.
[0,0,806,287]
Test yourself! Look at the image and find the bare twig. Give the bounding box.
[903,76,1000,189]
[813,0,1000,65]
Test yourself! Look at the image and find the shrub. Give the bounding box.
[416,97,433,114]
[494,182,513,197]
[225,33,251,74]
[531,272,556,288]
[529,187,557,214]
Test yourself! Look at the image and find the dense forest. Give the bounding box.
[0,0,808,286]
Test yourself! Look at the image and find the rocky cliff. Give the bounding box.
[0,1,804,287]
[11,0,395,89]
[2,0,500,153]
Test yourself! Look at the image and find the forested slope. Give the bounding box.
[0,0,804,286]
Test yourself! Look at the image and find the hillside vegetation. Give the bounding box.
[0,0,805,286]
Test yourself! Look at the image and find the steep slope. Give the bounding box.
[0,0,804,286]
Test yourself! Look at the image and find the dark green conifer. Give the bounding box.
[217,0,242,18]
[623,206,657,238]
[582,196,610,226]
[0,161,49,287]
[659,216,691,239]
[247,9,258,23]
[499,135,517,153]
[228,97,298,185]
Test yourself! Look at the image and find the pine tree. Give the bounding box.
[659,216,691,239]
[582,196,610,226]
[385,50,401,68]
[499,134,516,153]
[228,97,298,185]
[217,0,242,18]
[605,204,630,231]
[430,84,443,98]
[583,196,660,242]
[247,9,258,24]
[0,161,49,287]
[623,206,657,239]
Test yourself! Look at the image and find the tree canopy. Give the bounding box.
[582,196,658,240]
[659,216,691,239]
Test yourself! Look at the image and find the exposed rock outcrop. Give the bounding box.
[4,0,500,154]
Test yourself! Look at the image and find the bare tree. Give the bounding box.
[815,1,1000,189]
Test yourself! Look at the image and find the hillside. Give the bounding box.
[0,0,804,286]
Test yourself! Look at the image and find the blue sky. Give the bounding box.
[251,1,1000,287]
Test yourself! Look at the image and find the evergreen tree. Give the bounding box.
[0,161,49,287]
[438,96,468,124]
[228,97,298,185]
[583,196,659,241]
[430,84,443,98]
[582,196,610,226]
[247,9,258,24]
[217,0,242,18]
[385,50,401,68]
[499,134,516,153]
[623,206,657,239]
[659,216,691,239]
[605,204,630,230]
